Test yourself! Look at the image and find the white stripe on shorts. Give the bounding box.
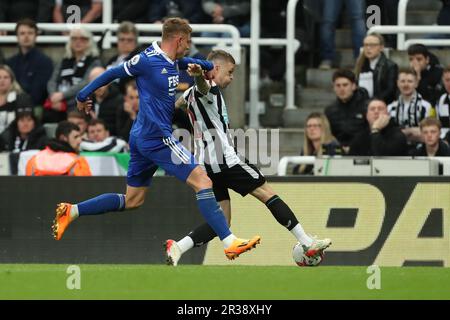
[241,163,260,179]
[163,137,190,164]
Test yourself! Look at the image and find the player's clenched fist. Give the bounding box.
[187,63,203,77]
[76,97,93,115]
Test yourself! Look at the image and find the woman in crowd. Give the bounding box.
[0,108,47,152]
[354,33,398,105]
[294,112,342,175]
[44,27,101,123]
[0,64,33,135]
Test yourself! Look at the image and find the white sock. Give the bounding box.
[222,234,237,248]
[177,236,194,254]
[70,205,79,220]
[291,224,313,246]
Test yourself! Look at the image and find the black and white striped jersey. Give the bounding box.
[387,92,433,128]
[436,93,450,138]
[182,83,241,173]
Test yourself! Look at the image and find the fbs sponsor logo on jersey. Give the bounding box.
[168,75,179,96]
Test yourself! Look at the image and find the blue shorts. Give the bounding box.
[127,135,197,187]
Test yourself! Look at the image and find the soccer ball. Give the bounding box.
[292,242,324,267]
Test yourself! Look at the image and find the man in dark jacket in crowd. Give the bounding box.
[413,117,450,157]
[6,19,53,106]
[408,44,443,105]
[325,69,369,149]
[349,99,408,156]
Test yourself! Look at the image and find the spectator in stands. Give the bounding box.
[349,99,408,156]
[67,110,89,139]
[325,69,369,149]
[105,21,139,69]
[6,19,53,107]
[0,0,53,24]
[88,67,123,135]
[355,33,398,104]
[0,108,47,152]
[116,80,138,142]
[44,27,101,123]
[319,0,366,69]
[201,0,250,37]
[294,112,342,175]
[113,0,149,23]
[413,117,450,157]
[388,69,434,143]
[436,66,450,143]
[26,121,91,176]
[53,0,103,24]
[0,65,33,135]
[80,119,128,152]
[149,0,208,24]
[437,0,450,26]
[408,44,443,105]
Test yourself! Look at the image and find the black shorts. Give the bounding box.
[208,162,266,202]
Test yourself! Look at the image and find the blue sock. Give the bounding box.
[196,189,231,240]
[77,193,126,216]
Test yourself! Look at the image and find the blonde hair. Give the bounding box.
[0,64,23,94]
[207,49,236,64]
[162,17,192,41]
[65,27,99,59]
[299,113,336,173]
[420,117,442,130]
[355,33,385,78]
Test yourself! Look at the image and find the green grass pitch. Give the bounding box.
[1,264,449,300]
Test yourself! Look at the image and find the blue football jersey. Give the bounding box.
[123,41,213,140]
[77,41,213,141]
[123,41,180,139]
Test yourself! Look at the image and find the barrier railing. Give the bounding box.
[368,25,450,50]
[277,155,450,176]
[371,0,449,50]
[397,0,409,51]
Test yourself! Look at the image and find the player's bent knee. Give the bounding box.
[125,197,144,210]
[187,167,213,192]
[125,187,147,210]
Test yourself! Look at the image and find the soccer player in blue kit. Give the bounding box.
[51,18,261,260]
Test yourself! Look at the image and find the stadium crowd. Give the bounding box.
[0,1,450,176]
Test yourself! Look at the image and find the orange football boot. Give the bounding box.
[52,203,74,240]
[224,236,261,260]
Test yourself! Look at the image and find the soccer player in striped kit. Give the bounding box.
[165,50,331,266]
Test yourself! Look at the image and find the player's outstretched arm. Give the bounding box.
[188,63,211,95]
[76,64,131,108]
[179,57,214,72]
